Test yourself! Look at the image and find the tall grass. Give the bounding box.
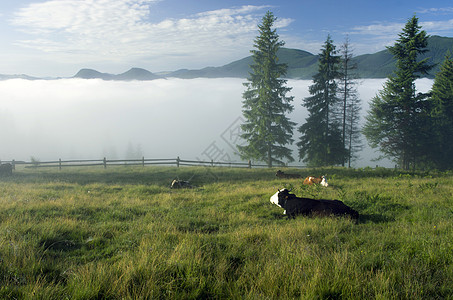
[0,166,452,298]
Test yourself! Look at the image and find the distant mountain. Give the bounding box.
[167,48,318,79]
[1,36,452,81]
[114,68,161,80]
[0,74,40,80]
[74,69,115,80]
[167,35,453,79]
[354,36,453,78]
[73,68,162,80]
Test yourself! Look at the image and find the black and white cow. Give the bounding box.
[275,170,301,179]
[0,163,13,177]
[170,179,193,189]
[270,188,358,220]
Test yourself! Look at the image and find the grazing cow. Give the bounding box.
[275,170,301,179]
[0,163,13,177]
[270,189,359,220]
[303,175,328,187]
[170,179,192,189]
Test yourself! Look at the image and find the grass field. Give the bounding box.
[0,166,452,299]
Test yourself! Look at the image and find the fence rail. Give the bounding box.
[0,157,286,170]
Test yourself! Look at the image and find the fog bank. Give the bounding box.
[0,78,433,167]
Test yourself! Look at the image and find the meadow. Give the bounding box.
[0,166,451,299]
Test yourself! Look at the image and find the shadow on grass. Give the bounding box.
[357,213,395,224]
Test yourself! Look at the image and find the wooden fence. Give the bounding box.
[1,157,282,170]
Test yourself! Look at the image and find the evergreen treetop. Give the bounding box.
[363,15,433,170]
[298,35,346,166]
[239,11,295,167]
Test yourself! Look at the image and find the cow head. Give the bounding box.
[270,190,281,207]
[270,188,294,208]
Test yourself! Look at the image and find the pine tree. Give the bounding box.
[297,35,347,166]
[363,15,433,170]
[238,11,295,167]
[339,36,362,167]
[429,54,453,169]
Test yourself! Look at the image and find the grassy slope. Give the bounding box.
[0,166,452,299]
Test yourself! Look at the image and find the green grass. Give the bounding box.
[0,166,452,299]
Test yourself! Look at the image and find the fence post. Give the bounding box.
[59,158,62,171]
[176,156,180,168]
[248,160,251,169]
[142,156,145,167]
[211,159,214,167]
[12,159,15,170]
[103,157,107,169]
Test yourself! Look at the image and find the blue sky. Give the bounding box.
[1,0,453,77]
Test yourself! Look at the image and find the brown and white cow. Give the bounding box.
[303,175,328,187]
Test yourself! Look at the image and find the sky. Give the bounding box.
[1,0,453,77]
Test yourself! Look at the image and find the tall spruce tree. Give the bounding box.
[297,35,347,166]
[239,11,295,167]
[363,15,433,170]
[339,36,362,167]
[429,54,453,169]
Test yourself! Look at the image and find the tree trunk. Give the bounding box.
[267,143,272,168]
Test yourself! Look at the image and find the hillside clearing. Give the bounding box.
[0,166,452,298]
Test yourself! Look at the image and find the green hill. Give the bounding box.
[353,50,395,78]
[354,35,453,78]
[168,48,317,79]
[168,35,453,79]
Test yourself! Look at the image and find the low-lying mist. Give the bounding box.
[0,77,433,167]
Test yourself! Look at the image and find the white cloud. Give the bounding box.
[11,1,293,71]
[351,18,453,37]
[418,7,453,15]
[351,22,403,37]
[341,22,400,54]
[0,78,247,161]
[12,0,158,52]
[420,19,453,34]
[1,78,432,166]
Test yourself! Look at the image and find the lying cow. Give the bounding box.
[303,175,328,187]
[275,170,301,179]
[170,179,193,189]
[0,163,13,177]
[270,188,359,220]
